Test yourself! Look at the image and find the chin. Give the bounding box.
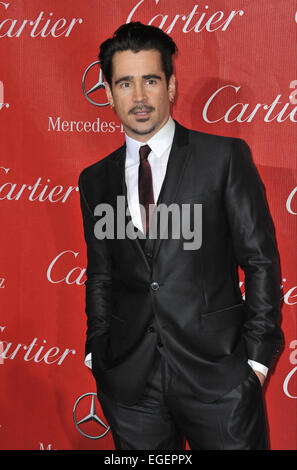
[131,125,156,136]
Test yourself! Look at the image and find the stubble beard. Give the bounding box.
[129,124,156,136]
[126,103,157,136]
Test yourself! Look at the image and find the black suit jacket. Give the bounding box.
[78,121,283,405]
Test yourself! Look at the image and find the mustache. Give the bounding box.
[128,104,155,114]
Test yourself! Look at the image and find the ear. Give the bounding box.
[104,81,114,108]
[168,75,176,103]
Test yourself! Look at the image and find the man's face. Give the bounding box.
[105,49,176,142]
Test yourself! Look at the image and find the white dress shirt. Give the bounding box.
[125,115,176,232]
[85,116,268,378]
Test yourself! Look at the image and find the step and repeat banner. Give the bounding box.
[0,0,296,450]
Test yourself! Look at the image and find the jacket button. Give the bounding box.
[151,282,159,290]
[147,326,155,333]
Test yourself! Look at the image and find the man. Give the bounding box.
[78,22,283,450]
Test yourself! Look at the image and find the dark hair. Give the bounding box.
[99,22,177,87]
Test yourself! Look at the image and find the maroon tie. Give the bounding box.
[138,144,155,235]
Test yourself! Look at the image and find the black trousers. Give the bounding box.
[97,350,269,450]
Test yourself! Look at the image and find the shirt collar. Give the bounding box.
[125,116,175,168]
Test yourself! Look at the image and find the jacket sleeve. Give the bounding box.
[78,169,112,364]
[224,138,283,368]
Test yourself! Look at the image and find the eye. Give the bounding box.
[119,82,130,89]
[145,79,157,86]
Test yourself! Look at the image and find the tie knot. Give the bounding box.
[139,144,151,161]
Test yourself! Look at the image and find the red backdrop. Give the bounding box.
[0,0,296,450]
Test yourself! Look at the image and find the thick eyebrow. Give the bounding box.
[114,74,162,85]
[142,74,162,81]
[114,75,133,85]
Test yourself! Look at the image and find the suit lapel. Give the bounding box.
[112,121,191,268]
[148,121,191,261]
[112,143,152,271]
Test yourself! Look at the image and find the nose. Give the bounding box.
[132,82,147,103]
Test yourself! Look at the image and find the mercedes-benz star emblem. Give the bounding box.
[73,392,110,439]
[82,60,109,107]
